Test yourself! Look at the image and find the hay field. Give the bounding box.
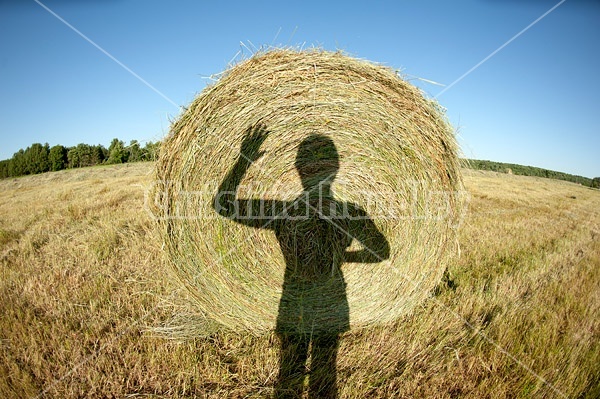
[1,162,598,398]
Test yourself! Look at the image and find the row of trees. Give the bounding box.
[466,159,599,188]
[3,145,598,189]
[0,139,159,179]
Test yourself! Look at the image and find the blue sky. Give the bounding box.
[1,0,598,177]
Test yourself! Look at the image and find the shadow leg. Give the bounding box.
[308,334,339,399]
[275,333,309,399]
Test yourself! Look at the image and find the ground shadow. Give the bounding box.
[214,124,390,398]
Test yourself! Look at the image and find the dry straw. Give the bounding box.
[154,48,464,335]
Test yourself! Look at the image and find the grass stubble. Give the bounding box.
[0,163,598,398]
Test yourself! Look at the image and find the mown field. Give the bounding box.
[1,162,598,398]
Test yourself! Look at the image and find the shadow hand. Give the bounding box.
[240,123,269,163]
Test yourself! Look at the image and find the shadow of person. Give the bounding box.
[214,124,390,398]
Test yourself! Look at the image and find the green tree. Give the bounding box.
[68,143,110,168]
[142,141,160,161]
[106,138,128,164]
[67,146,81,168]
[91,145,107,165]
[22,143,50,174]
[49,145,68,171]
[41,143,51,172]
[80,144,94,167]
[0,160,10,179]
[592,177,600,189]
[127,140,143,162]
[9,149,26,176]
[73,143,99,167]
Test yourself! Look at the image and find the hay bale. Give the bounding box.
[154,49,464,335]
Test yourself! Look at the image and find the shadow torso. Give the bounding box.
[274,199,352,336]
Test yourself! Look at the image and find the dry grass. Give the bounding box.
[155,49,464,334]
[0,163,599,398]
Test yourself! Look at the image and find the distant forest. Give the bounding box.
[1,141,598,189]
[0,139,159,179]
[466,159,599,188]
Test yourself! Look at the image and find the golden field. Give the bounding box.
[0,162,598,398]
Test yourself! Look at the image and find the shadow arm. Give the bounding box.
[213,124,275,227]
[213,155,252,218]
[344,216,390,263]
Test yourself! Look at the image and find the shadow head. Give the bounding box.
[294,134,339,191]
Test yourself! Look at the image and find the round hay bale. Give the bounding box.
[154,49,464,335]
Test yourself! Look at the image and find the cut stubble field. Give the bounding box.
[0,162,598,398]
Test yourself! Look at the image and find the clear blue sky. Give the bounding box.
[1,0,598,177]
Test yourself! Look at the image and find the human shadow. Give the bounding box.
[213,124,390,398]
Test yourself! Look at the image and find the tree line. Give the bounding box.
[466,159,600,189]
[2,144,598,189]
[0,139,159,179]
